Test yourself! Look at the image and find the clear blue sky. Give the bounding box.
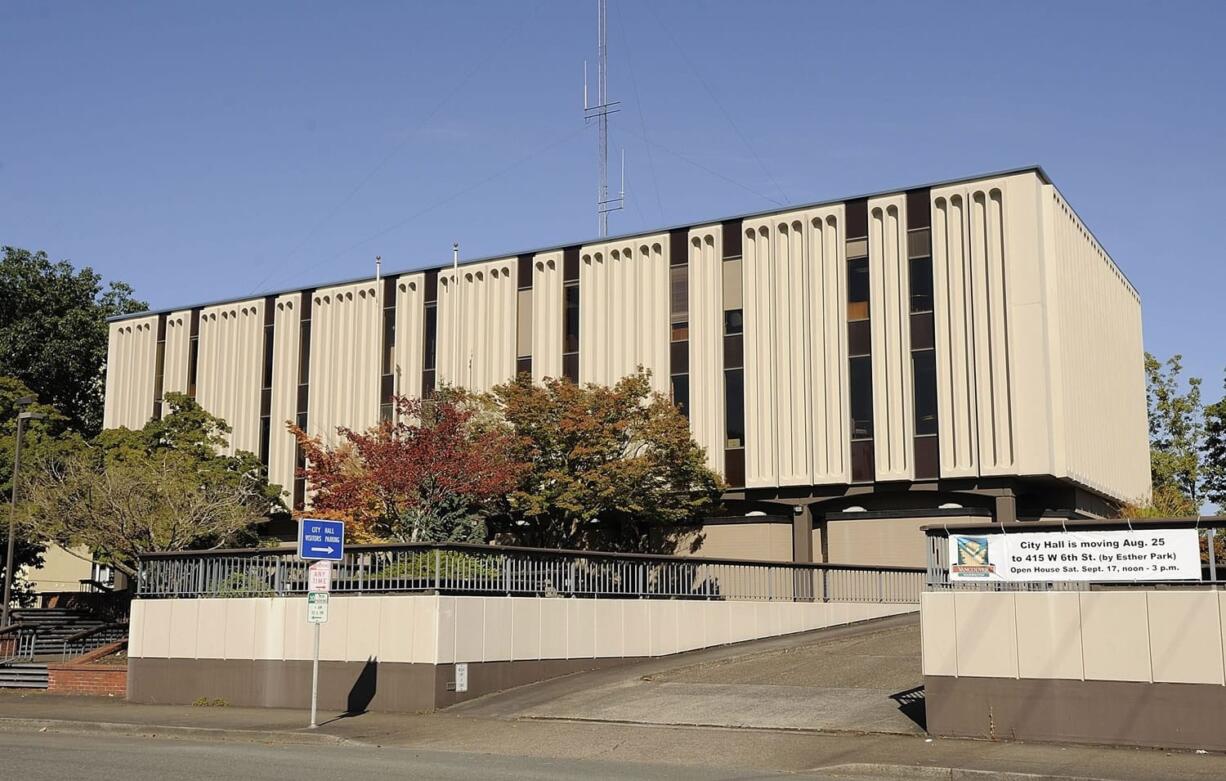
[2,1,1223,386]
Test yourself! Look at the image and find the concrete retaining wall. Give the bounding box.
[129,594,916,710]
[922,590,1226,750]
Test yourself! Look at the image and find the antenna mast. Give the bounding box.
[585,0,623,236]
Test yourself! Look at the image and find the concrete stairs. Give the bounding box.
[0,663,49,689]
[1,608,129,690]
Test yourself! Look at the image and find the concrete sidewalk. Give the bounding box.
[2,692,1226,780]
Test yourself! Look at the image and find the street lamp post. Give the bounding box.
[3,401,45,628]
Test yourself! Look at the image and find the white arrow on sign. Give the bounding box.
[310,546,335,554]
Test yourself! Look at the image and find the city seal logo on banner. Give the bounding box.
[952,535,995,578]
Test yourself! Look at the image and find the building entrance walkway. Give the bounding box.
[449,613,925,735]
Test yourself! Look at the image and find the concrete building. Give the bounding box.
[100,166,1149,568]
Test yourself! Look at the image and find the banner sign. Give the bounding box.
[948,528,1201,582]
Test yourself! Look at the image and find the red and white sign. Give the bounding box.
[307,560,332,593]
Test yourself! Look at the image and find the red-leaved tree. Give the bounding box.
[289,394,525,543]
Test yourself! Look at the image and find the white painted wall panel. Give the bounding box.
[437,258,517,392]
[102,315,158,430]
[532,251,563,382]
[578,235,670,393]
[742,222,779,487]
[196,299,264,455]
[806,208,850,483]
[1043,185,1149,503]
[268,293,301,499]
[868,195,913,480]
[687,225,725,475]
[393,273,426,400]
[161,310,192,397]
[307,282,381,445]
[743,207,850,488]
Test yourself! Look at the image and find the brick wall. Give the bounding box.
[47,664,127,697]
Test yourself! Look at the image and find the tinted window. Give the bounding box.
[849,356,873,440]
[725,369,745,447]
[262,326,274,388]
[422,305,437,370]
[913,350,938,436]
[382,308,395,374]
[724,309,744,335]
[851,440,875,484]
[670,266,689,323]
[848,258,870,320]
[563,283,580,354]
[671,374,690,418]
[909,256,934,313]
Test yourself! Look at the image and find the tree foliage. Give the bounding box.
[1,376,73,604]
[22,393,280,576]
[0,247,146,436]
[1131,353,1204,517]
[1202,372,1226,512]
[290,393,524,544]
[490,370,723,553]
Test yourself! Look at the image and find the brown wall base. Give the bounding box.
[128,657,626,713]
[926,675,1226,751]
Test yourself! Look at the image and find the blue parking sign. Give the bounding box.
[298,518,345,561]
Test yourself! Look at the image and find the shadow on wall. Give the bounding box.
[346,657,378,716]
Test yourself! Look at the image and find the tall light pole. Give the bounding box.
[3,400,45,628]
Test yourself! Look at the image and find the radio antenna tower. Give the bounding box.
[584,0,623,237]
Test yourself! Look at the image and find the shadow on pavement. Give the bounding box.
[888,685,926,731]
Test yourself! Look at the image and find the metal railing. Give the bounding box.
[137,542,925,604]
[0,628,36,664]
[925,517,1226,592]
[59,623,128,660]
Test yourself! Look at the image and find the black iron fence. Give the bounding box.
[137,542,926,604]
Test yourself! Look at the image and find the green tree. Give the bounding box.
[0,246,146,436]
[22,393,281,577]
[490,370,723,553]
[1142,352,1203,515]
[1202,371,1226,513]
[1,376,79,605]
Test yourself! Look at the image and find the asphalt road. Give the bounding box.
[0,732,835,781]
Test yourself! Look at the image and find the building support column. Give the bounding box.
[792,505,813,563]
[994,492,1018,525]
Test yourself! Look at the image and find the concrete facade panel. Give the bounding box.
[196,299,265,455]
[437,258,517,392]
[1079,592,1151,682]
[392,273,426,401]
[539,597,567,659]
[509,597,542,661]
[1147,591,1224,685]
[867,194,913,480]
[1013,592,1084,680]
[307,282,381,447]
[953,591,1018,678]
[161,310,192,397]
[268,292,301,499]
[195,599,227,660]
[578,235,670,393]
[530,251,563,381]
[103,315,158,430]
[687,225,725,475]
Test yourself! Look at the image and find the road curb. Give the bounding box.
[0,716,366,747]
[809,763,1116,781]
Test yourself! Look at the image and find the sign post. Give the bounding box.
[299,519,344,729]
